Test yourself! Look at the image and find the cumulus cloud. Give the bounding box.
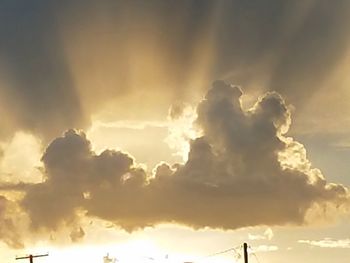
[20,129,146,232]
[15,81,348,240]
[0,0,349,251]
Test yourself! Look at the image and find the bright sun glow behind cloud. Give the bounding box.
[0,132,43,184]
[86,108,198,169]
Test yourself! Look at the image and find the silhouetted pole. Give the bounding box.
[243,243,248,263]
[16,254,48,263]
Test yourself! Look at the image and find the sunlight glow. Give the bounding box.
[0,132,43,184]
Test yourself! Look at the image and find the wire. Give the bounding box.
[204,246,240,258]
[192,244,242,262]
[248,245,262,263]
[251,253,261,263]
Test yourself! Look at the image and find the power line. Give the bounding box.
[193,243,264,263]
[184,244,242,263]
[251,253,261,263]
[248,245,262,263]
[108,242,261,263]
[202,245,241,259]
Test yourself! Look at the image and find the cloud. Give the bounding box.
[86,120,181,168]
[0,1,349,142]
[0,132,43,184]
[264,228,274,240]
[248,228,274,241]
[0,196,24,248]
[248,234,266,241]
[0,1,87,141]
[254,245,279,252]
[16,81,348,240]
[70,226,85,242]
[298,238,350,249]
[213,1,350,108]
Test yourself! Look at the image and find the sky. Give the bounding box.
[0,0,350,262]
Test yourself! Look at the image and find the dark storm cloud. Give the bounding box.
[17,82,348,238]
[211,1,350,104]
[0,0,349,140]
[0,0,216,139]
[0,0,86,140]
[265,1,350,102]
